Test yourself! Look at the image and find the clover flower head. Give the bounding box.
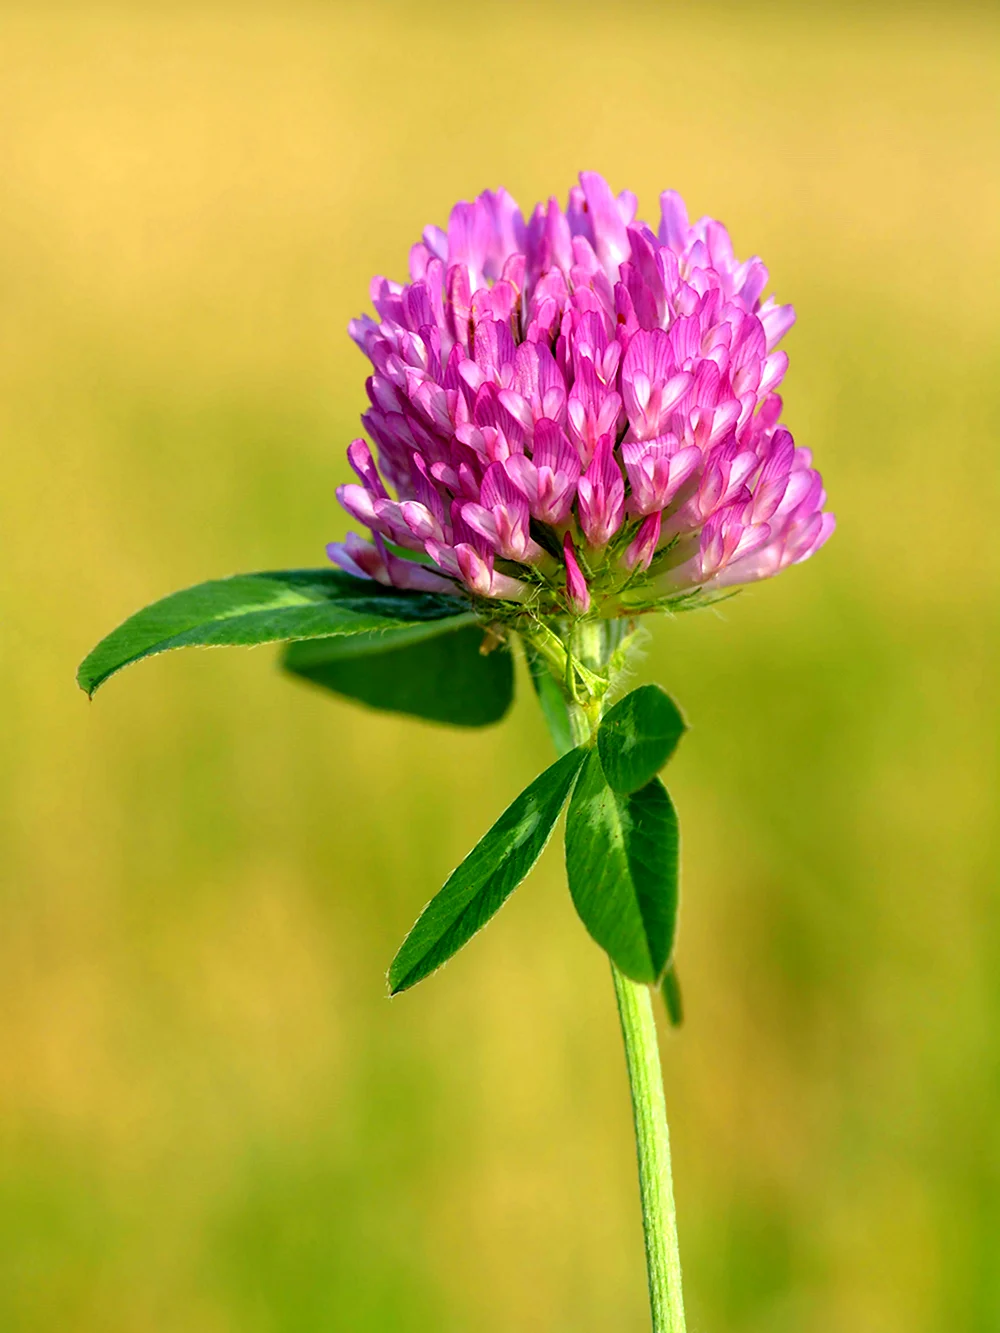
[330,172,834,619]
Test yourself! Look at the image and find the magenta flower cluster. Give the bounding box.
[331,172,833,615]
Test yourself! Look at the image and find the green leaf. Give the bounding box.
[283,622,513,727]
[660,961,684,1027]
[77,569,469,696]
[525,643,575,757]
[597,684,686,794]
[389,746,588,994]
[565,750,680,984]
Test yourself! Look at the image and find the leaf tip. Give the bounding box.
[386,960,412,997]
[75,664,98,698]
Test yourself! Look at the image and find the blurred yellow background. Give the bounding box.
[1,3,998,1330]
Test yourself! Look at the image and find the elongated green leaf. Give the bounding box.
[597,684,686,794]
[565,750,679,983]
[77,569,468,696]
[283,622,513,727]
[389,746,587,994]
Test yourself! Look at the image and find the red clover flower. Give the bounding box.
[332,172,834,621]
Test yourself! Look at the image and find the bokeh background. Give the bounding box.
[2,2,998,1330]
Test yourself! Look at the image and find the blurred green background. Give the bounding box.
[1,2,998,1330]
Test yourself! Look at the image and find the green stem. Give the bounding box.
[611,963,687,1333]
[554,674,687,1333]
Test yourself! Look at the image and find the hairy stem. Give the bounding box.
[611,962,687,1333]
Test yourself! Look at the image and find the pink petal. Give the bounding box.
[562,532,591,614]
